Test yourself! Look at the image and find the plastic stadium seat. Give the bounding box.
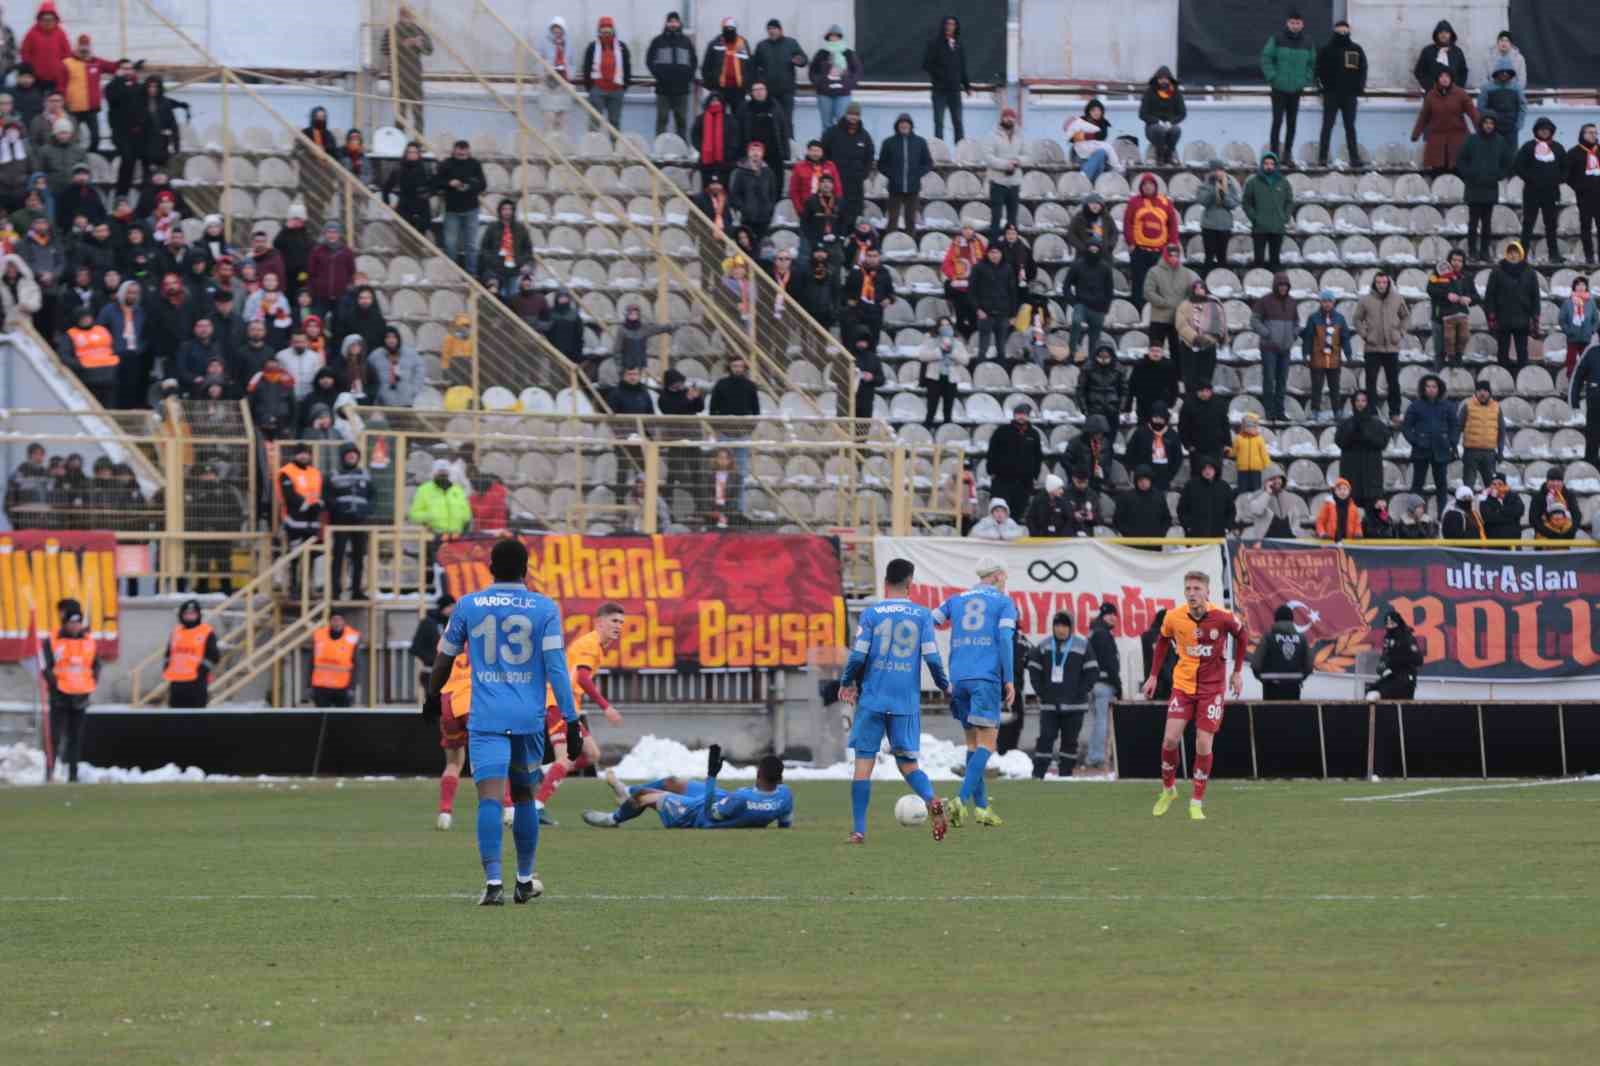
[444,385,475,411]
[922,201,959,230]
[946,170,984,198]
[1333,204,1371,233]
[413,386,443,411]
[1296,204,1332,232]
[964,393,1005,423]
[1021,171,1055,199]
[1056,172,1093,199]
[1537,398,1575,427]
[1033,233,1068,261]
[390,289,427,318]
[1519,365,1556,397]
[1340,236,1378,264]
[1552,428,1587,459]
[1181,141,1214,167]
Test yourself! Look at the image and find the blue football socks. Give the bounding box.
[477,796,503,883]
[851,779,871,835]
[511,800,538,881]
[960,747,992,806]
[904,768,935,804]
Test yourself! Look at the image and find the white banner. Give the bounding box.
[871,538,1228,690]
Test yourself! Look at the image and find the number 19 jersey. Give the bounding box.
[842,598,949,714]
[438,581,576,735]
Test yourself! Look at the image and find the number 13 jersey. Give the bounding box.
[438,581,575,734]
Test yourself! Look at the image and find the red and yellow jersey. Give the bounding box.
[441,653,472,718]
[1159,603,1245,696]
[546,629,605,713]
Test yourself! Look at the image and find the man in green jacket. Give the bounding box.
[1242,152,1295,270]
[409,459,471,593]
[1261,12,1316,166]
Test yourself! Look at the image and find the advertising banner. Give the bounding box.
[0,531,121,661]
[1230,540,1600,681]
[437,533,846,669]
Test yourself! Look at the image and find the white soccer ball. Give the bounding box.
[894,794,929,827]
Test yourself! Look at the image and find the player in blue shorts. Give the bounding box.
[425,539,581,905]
[581,745,793,829]
[837,557,951,844]
[932,555,1018,828]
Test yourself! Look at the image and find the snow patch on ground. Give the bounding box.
[611,734,1036,783]
[0,743,231,786]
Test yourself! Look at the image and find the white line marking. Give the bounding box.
[0,892,1589,904]
[1344,776,1600,802]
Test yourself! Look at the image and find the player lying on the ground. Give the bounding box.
[1144,569,1244,821]
[534,601,626,826]
[838,556,951,843]
[582,745,793,829]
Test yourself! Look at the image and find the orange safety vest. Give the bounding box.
[278,461,323,504]
[48,634,97,695]
[441,652,472,718]
[311,625,360,689]
[68,324,118,369]
[163,623,214,682]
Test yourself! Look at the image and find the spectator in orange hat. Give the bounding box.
[580,16,631,131]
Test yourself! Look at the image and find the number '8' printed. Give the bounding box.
[468,614,535,666]
[960,598,987,632]
[872,617,920,659]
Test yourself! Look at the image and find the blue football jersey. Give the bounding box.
[438,581,577,735]
[840,598,949,712]
[657,780,795,829]
[932,585,1018,685]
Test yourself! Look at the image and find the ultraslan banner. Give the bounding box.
[436,534,846,669]
[0,531,121,661]
[1230,540,1600,681]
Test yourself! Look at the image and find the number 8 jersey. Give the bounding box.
[438,581,578,735]
[932,585,1019,686]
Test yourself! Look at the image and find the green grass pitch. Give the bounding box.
[4,776,1598,1064]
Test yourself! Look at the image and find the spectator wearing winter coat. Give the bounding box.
[840,246,895,350]
[1476,58,1526,147]
[1514,117,1566,263]
[1067,193,1119,257]
[1335,390,1390,510]
[1456,379,1506,490]
[1314,477,1363,541]
[1300,289,1352,421]
[476,198,531,299]
[970,497,1024,541]
[1402,373,1458,511]
[1250,272,1297,421]
[751,20,807,122]
[1559,278,1599,378]
[1195,162,1240,271]
[1124,407,1184,491]
[1414,19,1468,92]
[535,290,590,368]
[37,116,82,196]
[821,103,873,231]
[985,402,1045,518]
[1240,465,1296,538]
[1139,66,1185,165]
[1242,152,1293,270]
[917,318,967,427]
[809,25,862,131]
[430,141,487,274]
[612,303,676,374]
[1062,237,1114,358]
[1483,240,1542,367]
[1141,244,1196,355]
[1440,484,1486,541]
[409,461,471,537]
[1023,474,1075,538]
[1115,465,1171,541]
[21,3,71,90]
[1260,13,1315,164]
[645,12,696,137]
[923,16,971,143]
[878,114,932,235]
[1062,467,1104,536]
[1316,20,1368,168]
[1483,32,1527,89]
[1174,279,1227,396]
[1233,412,1269,492]
[276,328,322,401]
[56,304,116,404]
[1427,249,1476,367]
[306,220,355,314]
[1126,174,1179,315]
[608,365,657,416]
[1063,415,1113,495]
[1412,71,1478,175]
[1481,471,1526,540]
[657,368,703,417]
[1178,380,1232,460]
[339,284,388,358]
[535,16,573,132]
[97,279,145,405]
[579,17,631,131]
[1249,605,1312,700]
[969,243,1015,363]
[1529,467,1578,541]
[246,354,297,437]
[1567,123,1600,265]
[738,83,790,182]
[727,140,779,239]
[691,92,742,188]
[367,327,423,407]
[1126,343,1180,424]
[701,18,752,112]
[1062,99,1120,186]
[1456,115,1513,263]
[1076,342,1126,428]
[1178,455,1234,538]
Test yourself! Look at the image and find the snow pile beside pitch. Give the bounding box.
[611,734,1036,782]
[0,743,223,786]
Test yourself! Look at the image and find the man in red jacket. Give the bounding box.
[788,139,842,216]
[21,2,73,91]
[306,220,356,315]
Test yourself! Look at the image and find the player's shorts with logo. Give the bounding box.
[438,700,469,750]
[849,707,921,759]
[467,731,543,782]
[545,704,592,746]
[950,678,1003,728]
[1166,688,1226,734]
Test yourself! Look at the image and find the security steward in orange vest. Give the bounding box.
[40,599,101,783]
[278,443,325,552]
[58,305,120,409]
[310,609,362,708]
[163,598,221,708]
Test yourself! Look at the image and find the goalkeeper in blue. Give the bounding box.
[932,555,1017,828]
[837,557,951,844]
[581,745,793,829]
[424,538,582,906]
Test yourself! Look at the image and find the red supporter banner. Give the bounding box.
[1230,540,1600,681]
[436,534,846,669]
[0,531,121,662]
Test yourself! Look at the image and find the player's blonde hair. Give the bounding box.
[1183,570,1211,586]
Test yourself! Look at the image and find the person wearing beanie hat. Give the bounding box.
[1249,602,1311,700]
[923,16,971,143]
[40,596,97,780]
[701,15,752,111]
[1233,408,1270,492]
[1261,10,1315,166]
[408,454,471,539]
[1481,469,1525,540]
[1084,603,1120,769]
[38,109,84,198]
[328,440,374,599]
[1457,378,1504,489]
[1025,609,1096,779]
[1484,237,1541,368]
[983,105,1026,237]
[1440,482,1485,540]
[580,15,632,131]
[1315,18,1368,168]
[306,215,356,314]
[1513,115,1566,263]
[820,90,874,231]
[1300,286,1351,421]
[1115,462,1172,540]
[1530,464,1577,541]
[751,17,807,123]
[1023,472,1072,537]
[809,23,861,131]
[21,2,72,92]
[1196,159,1241,271]
[646,11,695,136]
